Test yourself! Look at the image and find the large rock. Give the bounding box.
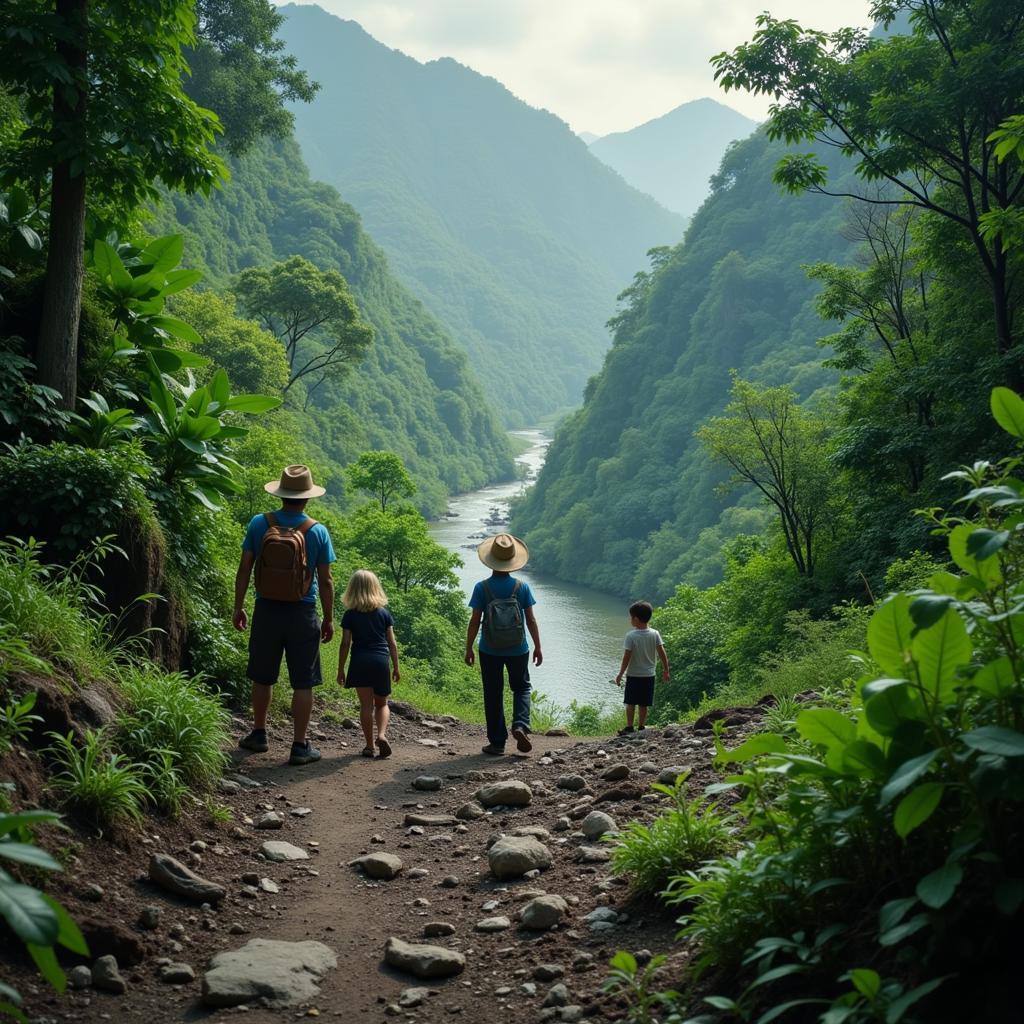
[520,895,568,931]
[149,853,225,903]
[261,841,309,862]
[488,836,552,880]
[475,780,532,808]
[350,853,403,880]
[580,811,618,841]
[202,939,337,1008]
[383,937,465,979]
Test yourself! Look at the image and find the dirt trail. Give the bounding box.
[16,706,738,1023]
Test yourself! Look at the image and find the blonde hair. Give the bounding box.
[343,569,388,612]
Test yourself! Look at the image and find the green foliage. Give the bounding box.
[0,351,69,443]
[347,450,415,513]
[0,804,88,1008]
[602,951,679,1024]
[116,667,229,794]
[45,730,147,829]
[657,387,1024,1022]
[610,774,735,896]
[185,0,319,157]
[0,692,41,755]
[151,135,514,514]
[234,255,373,398]
[67,391,140,449]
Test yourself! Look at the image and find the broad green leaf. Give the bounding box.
[861,678,916,736]
[916,863,962,909]
[0,1001,27,1024]
[991,386,1024,438]
[911,608,971,701]
[961,726,1024,757]
[167,347,208,369]
[139,233,184,273]
[841,739,886,777]
[908,594,953,630]
[93,239,133,293]
[44,895,88,955]
[0,879,59,945]
[0,811,60,837]
[149,315,202,346]
[225,394,282,414]
[148,347,186,373]
[209,368,230,409]
[971,657,1017,697]
[0,842,61,871]
[179,415,221,441]
[948,524,1002,585]
[704,996,740,1011]
[868,595,914,676]
[796,708,856,751]
[849,968,881,1000]
[893,782,944,838]
[717,733,788,763]
[879,896,918,933]
[27,943,64,993]
[884,977,947,1023]
[608,951,636,973]
[161,268,203,295]
[966,528,1010,561]
[879,749,937,807]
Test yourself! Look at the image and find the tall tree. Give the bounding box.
[0,0,226,408]
[347,451,416,514]
[698,377,835,577]
[185,0,319,156]
[712,0,1024,375]
[234,256,373,398]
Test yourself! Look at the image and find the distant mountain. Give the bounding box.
[588,99,757,217]
[578,131,601,145]
[277,4,685,427]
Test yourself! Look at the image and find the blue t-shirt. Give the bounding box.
[242,511,336,604]
[469,574,536,656]
[341,607,394,660]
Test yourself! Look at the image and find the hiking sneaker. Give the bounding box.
[511,726,532,753]
[481,743,506,756]
[617,726,635,736]
[238,729,269,753]
[288,741,321,766]
[376,736,392,759]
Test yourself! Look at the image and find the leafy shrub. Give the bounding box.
[116,668,229,791]
[0,691,41,755]
[46,730,148,828]
[611,774,735,896]
[0,803,88,1008]
[0,440,151,557]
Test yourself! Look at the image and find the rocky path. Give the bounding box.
[19,706,732,1024]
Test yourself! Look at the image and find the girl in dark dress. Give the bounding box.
[337,569,400,758]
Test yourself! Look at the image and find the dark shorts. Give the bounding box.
[345,654,392,697]
[247,599,322,690]
[623,675,655,707]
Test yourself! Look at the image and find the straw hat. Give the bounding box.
[264,464,326,500]
[477,533,529,572]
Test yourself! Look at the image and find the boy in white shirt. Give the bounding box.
[614,601,670,733]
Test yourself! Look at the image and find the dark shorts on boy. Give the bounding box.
[344,654,392,697]
[247,600,322,689]
[623,675,655,707]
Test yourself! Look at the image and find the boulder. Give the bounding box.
[556,775,587,792]
[520,895,568,931]
[488,836,552,880]
[475,780,532,808]
[260,841,309,862]
[149,853,225,904]
[350,853,403,881]
[202,939,337,1008]
[383,937,465,979]
[580,811,618,841]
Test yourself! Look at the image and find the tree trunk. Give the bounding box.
[35,0,88,410]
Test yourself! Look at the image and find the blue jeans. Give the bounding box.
[479,652,531,748]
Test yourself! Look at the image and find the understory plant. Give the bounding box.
[636,387,1024,1023]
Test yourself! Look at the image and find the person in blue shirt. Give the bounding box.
[232,465,337,766]
[464,533,542,755]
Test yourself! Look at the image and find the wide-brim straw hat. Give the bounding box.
[264,464,326,500]
[478,533,529,572]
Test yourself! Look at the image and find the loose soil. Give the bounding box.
[6,704,759,1023]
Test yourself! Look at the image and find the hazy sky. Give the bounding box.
[284,1,873,135]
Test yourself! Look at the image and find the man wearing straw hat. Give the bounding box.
[232,465,337,766]
[465,533,542,755]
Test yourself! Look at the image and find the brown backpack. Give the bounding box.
[254,513,317,601]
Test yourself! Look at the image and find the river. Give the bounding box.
[429,430,626,711]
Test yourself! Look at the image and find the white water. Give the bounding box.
[428,430,626,710]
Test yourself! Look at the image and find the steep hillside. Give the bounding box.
[588,98,758,217]
[152,136,514,513]
[512,130,856,600]
[276,3,685,426]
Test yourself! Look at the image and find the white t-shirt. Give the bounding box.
[624,627,663,677]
